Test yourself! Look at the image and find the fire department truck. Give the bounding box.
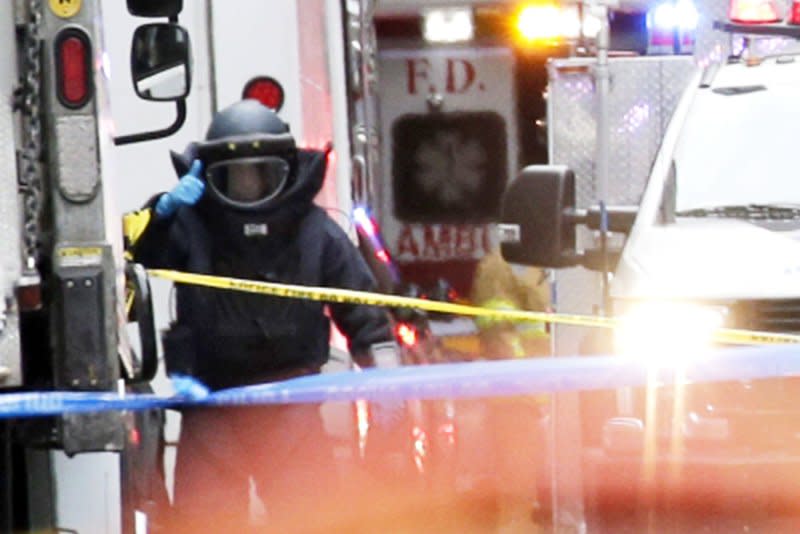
[0,0,195,531]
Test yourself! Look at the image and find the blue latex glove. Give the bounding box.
[154,159,205,218]
[170,374,210,400]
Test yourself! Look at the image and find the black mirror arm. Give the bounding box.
[113,98,186,146]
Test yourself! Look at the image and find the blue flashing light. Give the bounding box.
[648,0,699,31]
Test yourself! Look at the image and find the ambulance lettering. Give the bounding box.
[446,59,476,93]
[396,224,493,260]
[406,57,482,95]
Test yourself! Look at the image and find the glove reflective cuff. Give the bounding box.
[370,341,401,369]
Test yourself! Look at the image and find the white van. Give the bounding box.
[501,16,800,475]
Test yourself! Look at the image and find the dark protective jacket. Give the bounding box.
[132,148,393,390]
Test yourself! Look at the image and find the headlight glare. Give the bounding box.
[614,302,726,363]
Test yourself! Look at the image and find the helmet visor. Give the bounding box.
[206,156,290,208]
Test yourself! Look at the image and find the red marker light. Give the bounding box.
[56,30,92,108]
[242,76,285,111]
[790,0,800,23]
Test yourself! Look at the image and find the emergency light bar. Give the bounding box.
[649,0,699,31]
[724,0,800,27]
[646,0,698,54]
[515,3,582,42]
[729,0,782,23]
[709,0,800,41]
[422,8,474,42]
[713,20,800,37]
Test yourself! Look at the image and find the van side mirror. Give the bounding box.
[500,165,580,268]
[130,23,191,101]
[127,0,183,18]
[499,164,639,272]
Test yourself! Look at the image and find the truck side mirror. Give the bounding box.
[130,23,191,101]
[115,22,191,145]
[499,165,580,268]
[127,0,183,18]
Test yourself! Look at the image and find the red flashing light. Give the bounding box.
[790,0,800,23]
[728,0,781,23]
[56,30,92,108]
[396,322,418,347]
[376,249,390,264]
[242,76,285,111]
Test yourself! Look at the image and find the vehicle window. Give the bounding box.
[391,111,508,223]
[674,61,800,213]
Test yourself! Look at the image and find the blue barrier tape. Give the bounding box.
[0,392,171,419]
[210,344,800,406]
[0,344,798,419]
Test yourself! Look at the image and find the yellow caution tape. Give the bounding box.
[147,269,800,346]
[713,328,800,345]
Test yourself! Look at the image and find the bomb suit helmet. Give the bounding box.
[197,99,297,211]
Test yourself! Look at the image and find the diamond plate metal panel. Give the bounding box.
[547,56,695,354]
[549,56,694,209]
[56,115,100,202]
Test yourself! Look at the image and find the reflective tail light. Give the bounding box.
[55,29,92,108]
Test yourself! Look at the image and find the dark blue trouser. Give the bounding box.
[170,402,338,533]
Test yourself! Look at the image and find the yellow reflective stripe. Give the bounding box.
[146,269,800,346]
[122,209,153,250]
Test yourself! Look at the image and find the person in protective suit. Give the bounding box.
[126,99,396,532]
